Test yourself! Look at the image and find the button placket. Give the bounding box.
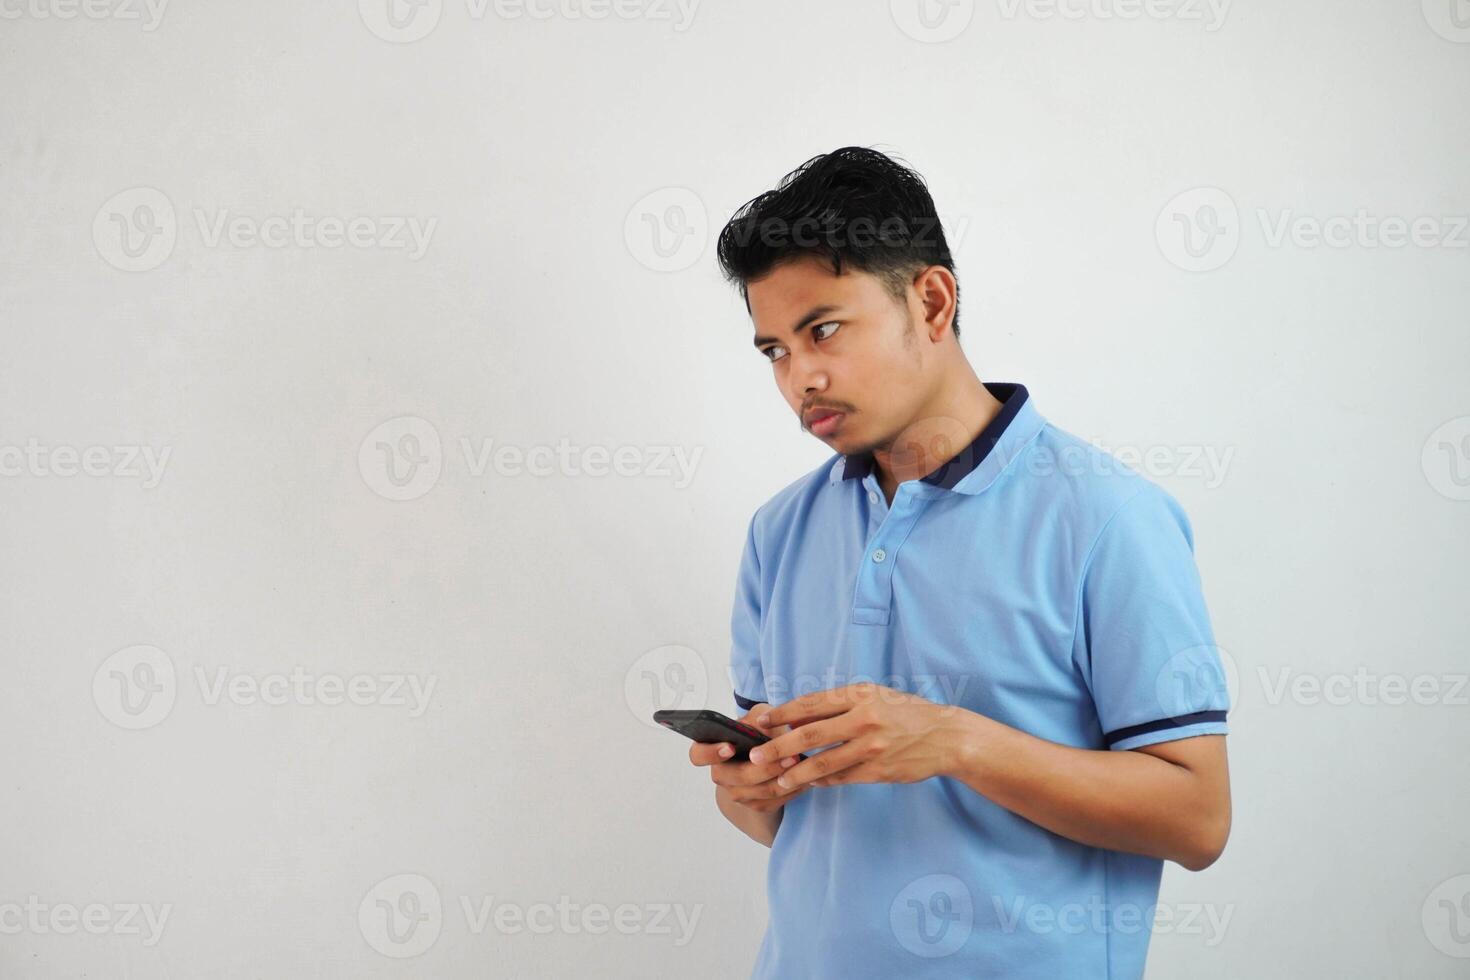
[863,476,886,536]
[851,486,932,625]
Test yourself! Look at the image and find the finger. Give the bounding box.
[710,757,791,787]
[747,717,852,766]
[813,760,880,787]
[688,741,734,767]
[772,740,871,790]
[753,684,874,730]
[729,776,811,807]
[736,784,810,812]
[737,703,771,722]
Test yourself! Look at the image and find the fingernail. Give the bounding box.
[718,744,733,759]
[751,714,769,728]
[781,757,796,768]
[776,776,790,789]
[748,749,764,764]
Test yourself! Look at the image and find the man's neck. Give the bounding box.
[871,366,1004,502]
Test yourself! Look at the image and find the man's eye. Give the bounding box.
[762,345,789,363]
[813,321,841,341]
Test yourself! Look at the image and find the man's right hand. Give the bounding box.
[689,704,808,813]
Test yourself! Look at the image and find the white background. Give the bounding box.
[2,0,1468,977]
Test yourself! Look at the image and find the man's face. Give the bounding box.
[747,255,935,457]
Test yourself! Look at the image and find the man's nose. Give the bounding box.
[789,349,828,396]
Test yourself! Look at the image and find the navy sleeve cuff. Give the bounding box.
[734,692,761,712]
[1103,710,1227,747]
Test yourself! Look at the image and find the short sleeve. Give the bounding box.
[1075,484,1231,751]
[729,512,768,714]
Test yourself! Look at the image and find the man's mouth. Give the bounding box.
[805,410,845,436]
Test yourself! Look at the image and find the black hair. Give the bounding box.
[715,145,961,339]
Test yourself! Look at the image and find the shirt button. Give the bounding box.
[868,490,878,504]
[872,548,886,563]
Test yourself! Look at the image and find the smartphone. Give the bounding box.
[654,708,771,761]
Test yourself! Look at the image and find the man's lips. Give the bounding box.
[804,409,845,435]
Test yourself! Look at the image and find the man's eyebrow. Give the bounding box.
[752,305,842,351]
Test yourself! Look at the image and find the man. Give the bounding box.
[688,146,1232,979]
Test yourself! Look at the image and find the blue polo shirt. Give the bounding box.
[727,382,1230,980]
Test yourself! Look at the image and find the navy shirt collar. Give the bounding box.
[839,382,1030,491]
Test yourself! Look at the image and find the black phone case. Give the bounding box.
[654,708,771,760]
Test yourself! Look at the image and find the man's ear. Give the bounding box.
[914,265,958,342]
